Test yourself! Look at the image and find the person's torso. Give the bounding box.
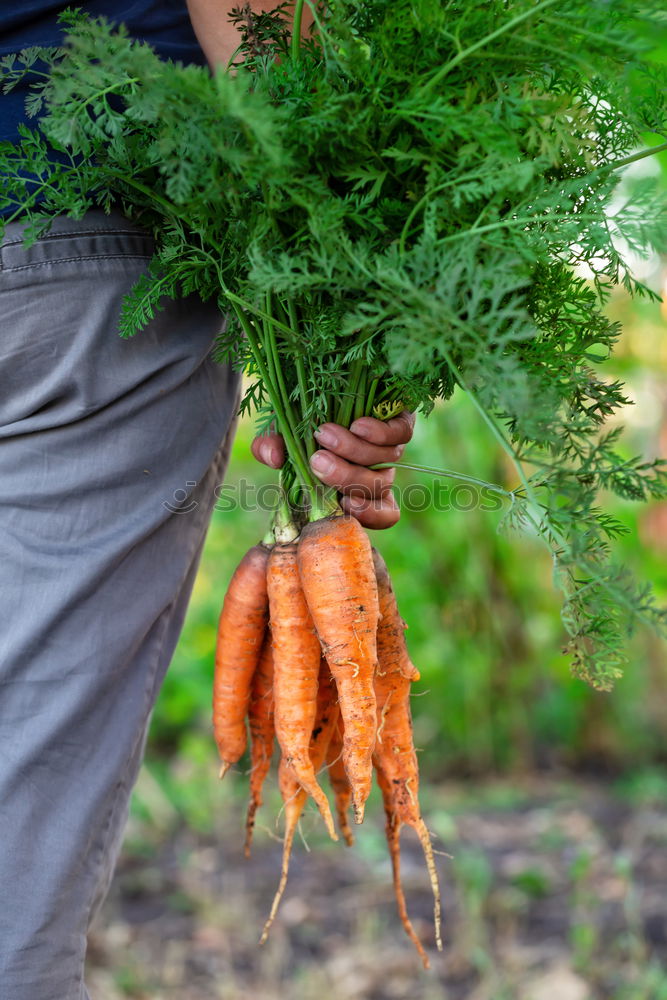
[0,1,206,144]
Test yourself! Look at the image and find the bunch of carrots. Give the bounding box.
[213,511,442,967]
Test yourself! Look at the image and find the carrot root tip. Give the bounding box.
[384,815,431,968]
[415,818,443,953]
[259,822,297,946]
[219,761,232,780]
[353,803,365,824]
[317,797,338,841]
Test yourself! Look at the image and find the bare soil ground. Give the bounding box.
[86,774,667,1000]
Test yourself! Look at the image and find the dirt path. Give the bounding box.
[86,775,667,1000]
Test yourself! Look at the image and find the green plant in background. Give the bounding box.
[451,847,495,974]
[569,849,599,974]
[2,0,667,686]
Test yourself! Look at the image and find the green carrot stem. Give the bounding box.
[421,0,559,94]
[364,378,380,417]
[336,358,365,427]
[212,249,319,506]
[279,464,304,520]
[291,0,307,61]
[274,297,311,447]
[263,294,288,415]
[263,293,311,471]
[285,299,313,454]
[372,461,516,500]
[103,170,189,221]
[353,368,368,422]
[609,141,667,171]
[231,302,316,497]
[228,290,297,338]
[309,485,342,522]
[261,300,280,393]
[436,210,611,247]
[186,239,300,347]
[266,319,314,493]
[365,377,380,416]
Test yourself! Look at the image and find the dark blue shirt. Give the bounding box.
[0,1,207,144]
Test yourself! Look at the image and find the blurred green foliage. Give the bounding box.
[150,284,667,781]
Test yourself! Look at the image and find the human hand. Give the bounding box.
[251,412,415,530]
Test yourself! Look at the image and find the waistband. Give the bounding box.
[0,209,155,271]
[1,208,151,245]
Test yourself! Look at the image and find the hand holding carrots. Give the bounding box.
[251,411,416,530]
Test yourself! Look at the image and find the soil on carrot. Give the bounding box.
[86,774,667,1000]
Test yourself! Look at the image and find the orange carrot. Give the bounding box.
[213,543,270,776]
[244,631,275,858]
[267,542,336,840]
[326,718,354,847]
[372,548,420,686]
[297,514,379,823]
[372,548,442,958]
[260,660,339,944]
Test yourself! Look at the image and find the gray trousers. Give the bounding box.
[0,211,240,999]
